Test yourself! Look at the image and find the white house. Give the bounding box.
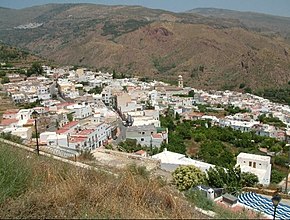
[37,86,51,100]
[47,134,68,148]
[126,125,167,147]
[17,109,33,125]
[236,152,271,185]
[87,122,111,147]
[219,119,259,132]
[66,103,92,120]
[2,127,32,140]
[11,93,25,103]
[152,148,215,173]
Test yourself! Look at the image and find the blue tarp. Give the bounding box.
[238,192,290,219]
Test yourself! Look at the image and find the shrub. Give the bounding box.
[241,172,259,187]
[79,149,95,161]
[128,163,150,179]
[271,169,285,184]
[172,165,205,191]
[0,132,23,144]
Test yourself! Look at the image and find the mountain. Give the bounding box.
[0,4,289,91]
[188,8,290,39]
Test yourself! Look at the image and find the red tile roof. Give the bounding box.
[69,137,87,143]
[61,121,79,129]
[77,129,95,135]
[0,119,18,126]
[135,150,146,155]
[23,119,35,126]
[57,121,79,134]
[56,102,74,109]
[56,129,69,134]
[3,109,19,115]
[152,133,163,139]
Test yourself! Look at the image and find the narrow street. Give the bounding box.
[111,119,127,145]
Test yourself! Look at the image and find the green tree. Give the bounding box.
[26,62,43,77]
[188,90,195,97]
[1,76,9,84]
[88,85,103,94]
[244,87,252,93]
[271,169,284,184]
[240,172,259,187]
[206,166,242,195]
[112,69,117,79]
[172,165,205,191]
[270,144,283,155]
[67,113,74,122]
[239,83,246,89]
[198,141,235,167]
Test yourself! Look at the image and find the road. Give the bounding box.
[112,119,127,145]
[50,80,66,102]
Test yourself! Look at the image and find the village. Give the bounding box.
[1,65,290,218]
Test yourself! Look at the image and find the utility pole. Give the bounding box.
[285,144,290,194]
[150,135,153,156]
[32,110,40,156]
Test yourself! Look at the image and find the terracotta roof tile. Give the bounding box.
[0,119,19,126]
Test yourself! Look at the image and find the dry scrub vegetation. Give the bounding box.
[0,143,207,219]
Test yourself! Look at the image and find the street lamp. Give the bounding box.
[271,194,281,220]
[32,110,40,155]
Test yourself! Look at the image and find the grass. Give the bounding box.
[0,143,205,219]
[0,145,32,202]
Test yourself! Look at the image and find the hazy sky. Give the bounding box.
[1,0,290,17]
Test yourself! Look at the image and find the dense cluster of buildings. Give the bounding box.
[1,65,290,188]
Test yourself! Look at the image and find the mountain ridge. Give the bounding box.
[0,4,289,91]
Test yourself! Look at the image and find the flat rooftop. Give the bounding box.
[238,152,270,162]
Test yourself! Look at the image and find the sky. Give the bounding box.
[0,0,290,17]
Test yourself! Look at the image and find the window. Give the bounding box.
[253,162,256,168]
[141,138,144,141]
[249,161,252,167]
[142,132,145,135]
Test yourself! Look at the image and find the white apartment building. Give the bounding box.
[11,93,25,103]
[237,152,272,185]
[66,103,92,120]
[126,125,167,147]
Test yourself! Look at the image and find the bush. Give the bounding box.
[79,149,95,161]
[128,163,150,179]
[271,169,285,184]
[172,165,205,191]
[241,172,259,187]
[274,156,288,167]
[0,132,23,144]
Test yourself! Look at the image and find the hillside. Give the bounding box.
[188,8,290,39]
[0,143,207,219]
[0,43,44,68]
[0,4,290,91]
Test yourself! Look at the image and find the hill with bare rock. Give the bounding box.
[0,4,290,91]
